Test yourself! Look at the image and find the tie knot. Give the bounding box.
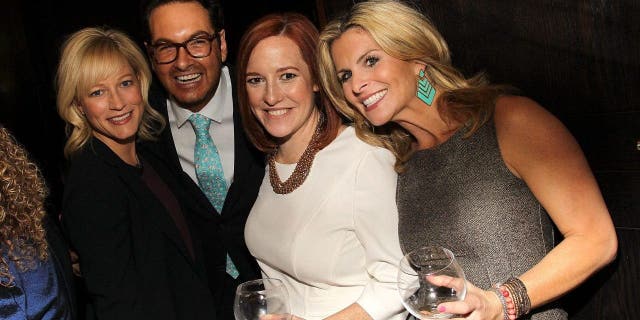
[189,114,211,135]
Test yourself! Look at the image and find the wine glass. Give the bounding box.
[397,245,467,319]
[234,278,292,320]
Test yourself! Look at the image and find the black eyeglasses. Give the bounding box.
[148,32,218,64]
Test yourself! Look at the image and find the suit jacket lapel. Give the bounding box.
[146,83,221,222]
[222,65,266,217]
[222,104,253,216]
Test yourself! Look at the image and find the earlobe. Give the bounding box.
[218,29,228,63]
[416,67,436,106]
[74,101,85,116]
[313,84,319,92]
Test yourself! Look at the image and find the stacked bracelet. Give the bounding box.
[494,277,531,319]
[491,287,510,320]
[503,277,531,317]
[494,284,516,319]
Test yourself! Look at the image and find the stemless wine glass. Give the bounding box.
[397,245,467,319]
[234,278,292,320]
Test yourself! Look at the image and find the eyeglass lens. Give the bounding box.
[153,35,215,64]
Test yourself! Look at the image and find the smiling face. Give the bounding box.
[245,36,319,143]
[148,1,227,112]
[78,64,144,151]
[330,27,422,126]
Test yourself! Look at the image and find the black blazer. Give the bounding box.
[62,138,216,320]
[142,68,264,318]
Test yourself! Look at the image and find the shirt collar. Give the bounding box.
[169,65,231,128]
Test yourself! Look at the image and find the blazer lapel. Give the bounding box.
[91,139,195,266]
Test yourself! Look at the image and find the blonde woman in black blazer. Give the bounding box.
[57,27,215,320]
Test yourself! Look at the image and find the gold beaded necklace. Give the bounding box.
[268,115,324,194]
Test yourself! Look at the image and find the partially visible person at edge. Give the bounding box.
[0,125,76,319]
[317,1,618,319]
[237,12,405,320]
[140,1,265,317]
[57,27,216,319]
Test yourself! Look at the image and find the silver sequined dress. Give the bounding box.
[397,119,567,319]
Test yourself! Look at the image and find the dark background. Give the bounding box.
[1,0,638,318]
[0,0,320,211]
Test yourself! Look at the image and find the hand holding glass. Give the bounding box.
[397,246,467,319]
[234,278,292,320]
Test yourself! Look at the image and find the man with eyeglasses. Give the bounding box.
[139,0,264,319]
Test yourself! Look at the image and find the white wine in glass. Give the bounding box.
[397,245,467,319]
[234,278,292,320]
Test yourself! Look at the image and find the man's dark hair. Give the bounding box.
[140,0,225,41]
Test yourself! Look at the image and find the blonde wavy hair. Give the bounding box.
[318,0,513,170]
[56,27,165,158]
[0,127,49,287]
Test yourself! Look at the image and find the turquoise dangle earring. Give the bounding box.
[416,69,436,106]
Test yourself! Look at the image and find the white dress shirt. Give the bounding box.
[167,66,235,187]
[245,127,406,320]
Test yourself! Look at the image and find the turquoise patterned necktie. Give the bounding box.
[188,113,239,279]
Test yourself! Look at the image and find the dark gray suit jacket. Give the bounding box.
[141,69,265,319]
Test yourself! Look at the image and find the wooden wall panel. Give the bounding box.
[563,229,640,318]
[564,114,639,173]
[415,2,639,318]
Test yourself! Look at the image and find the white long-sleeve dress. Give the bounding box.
[245,126,405,320]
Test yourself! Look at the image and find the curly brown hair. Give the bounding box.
[0,127,49,287]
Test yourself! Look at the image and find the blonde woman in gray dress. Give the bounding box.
[318,1,618,319]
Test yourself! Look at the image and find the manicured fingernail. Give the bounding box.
[437,305,446,312]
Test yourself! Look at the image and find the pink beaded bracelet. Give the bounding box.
[495,284,517,320]
[494,277,531,319]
